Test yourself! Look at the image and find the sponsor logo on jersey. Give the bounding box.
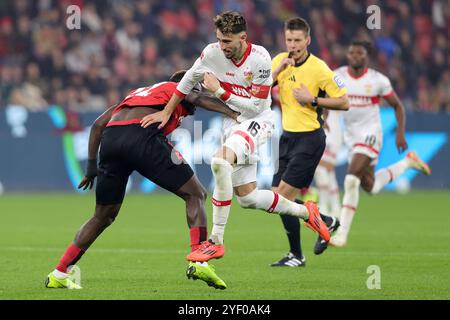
[226,72,235,77]
[258,69,271,79]
[334,74,345,88]
[232,86,251,97]
[220,82,252,98]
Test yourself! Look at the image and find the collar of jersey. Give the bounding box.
[231,42,252,68]
[294,52,311,68]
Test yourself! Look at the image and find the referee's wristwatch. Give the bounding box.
[311,96,319,107]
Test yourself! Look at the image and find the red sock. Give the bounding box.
[190,226,207,252]
[56,243,85,273]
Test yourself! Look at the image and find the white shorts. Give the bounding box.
[344,127,382,166]
[321,111,343,165]
[222,109,275,187]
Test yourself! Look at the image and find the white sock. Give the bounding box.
[314,165,330,213]
[210,157,233,245]
[236,189,309,220]
[328,170,341,216]
[339,174,361,236]
[371,158,410,194]
[52,269,68,279]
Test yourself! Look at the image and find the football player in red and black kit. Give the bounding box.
[45,71,237,290]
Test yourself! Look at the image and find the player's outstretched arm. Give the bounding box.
[140,94,183,129]
[384,92,408,153]
[78,105,115,190]
[186,91,239,120]
[141,48,212,129]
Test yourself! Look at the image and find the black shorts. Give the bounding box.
[272,128,326,189]
[96,124,194,205]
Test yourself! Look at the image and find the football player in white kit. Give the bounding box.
[328,40,431,248]
[314,109,343,218]
[141,11,330,265]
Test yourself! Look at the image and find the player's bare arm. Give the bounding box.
[186,91,240,120]
[78,105,117,190]
[293,84,349,110]
[384,92,408,153]
[140,94,182,129]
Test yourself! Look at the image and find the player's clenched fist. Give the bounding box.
[140,110,170,129]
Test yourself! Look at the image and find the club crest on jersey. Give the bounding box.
[251,86,260,96]
[334,75,345,88]
[244,71,253,82]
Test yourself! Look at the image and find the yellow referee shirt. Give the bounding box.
[272,52,347,132]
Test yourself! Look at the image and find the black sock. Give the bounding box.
[295,199,333,227]
[279,215,302,257]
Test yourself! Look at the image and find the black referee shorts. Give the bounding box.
[272,128,326,189]
[96,124,194,205]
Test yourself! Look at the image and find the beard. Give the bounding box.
[226,43,242,60]
[224,50,234,59]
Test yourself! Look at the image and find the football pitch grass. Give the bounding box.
[0,191,449,300]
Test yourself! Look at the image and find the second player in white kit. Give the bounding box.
[335,65,395,164]
[328,41,431,248]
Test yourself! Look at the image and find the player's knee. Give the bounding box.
[211,157,233,175]
[104,216,116,226]
[105,210,119,227]
[236,189,258,209]
[95,205,120,227]
[188,185,208,203]
[361,181,374,194]
[344,174,361,191]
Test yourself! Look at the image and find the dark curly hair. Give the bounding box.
[350,40,373,55]
[213,11,247,34]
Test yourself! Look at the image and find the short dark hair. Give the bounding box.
[350,40,373,54]
[285,17,310,36]
[168,70,187,82]
[214,11,247,34]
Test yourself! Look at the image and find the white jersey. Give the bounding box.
[334,66,394,161]
[176,42,274,186]
[176,42,273,131]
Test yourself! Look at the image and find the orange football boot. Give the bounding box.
[304,201,330,242]
[187,240,225,262]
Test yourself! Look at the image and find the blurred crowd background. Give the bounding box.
[0,0,449,114]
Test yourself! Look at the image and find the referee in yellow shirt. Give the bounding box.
[271,17,349,266]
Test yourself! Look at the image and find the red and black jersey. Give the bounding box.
[107,81,194,136]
